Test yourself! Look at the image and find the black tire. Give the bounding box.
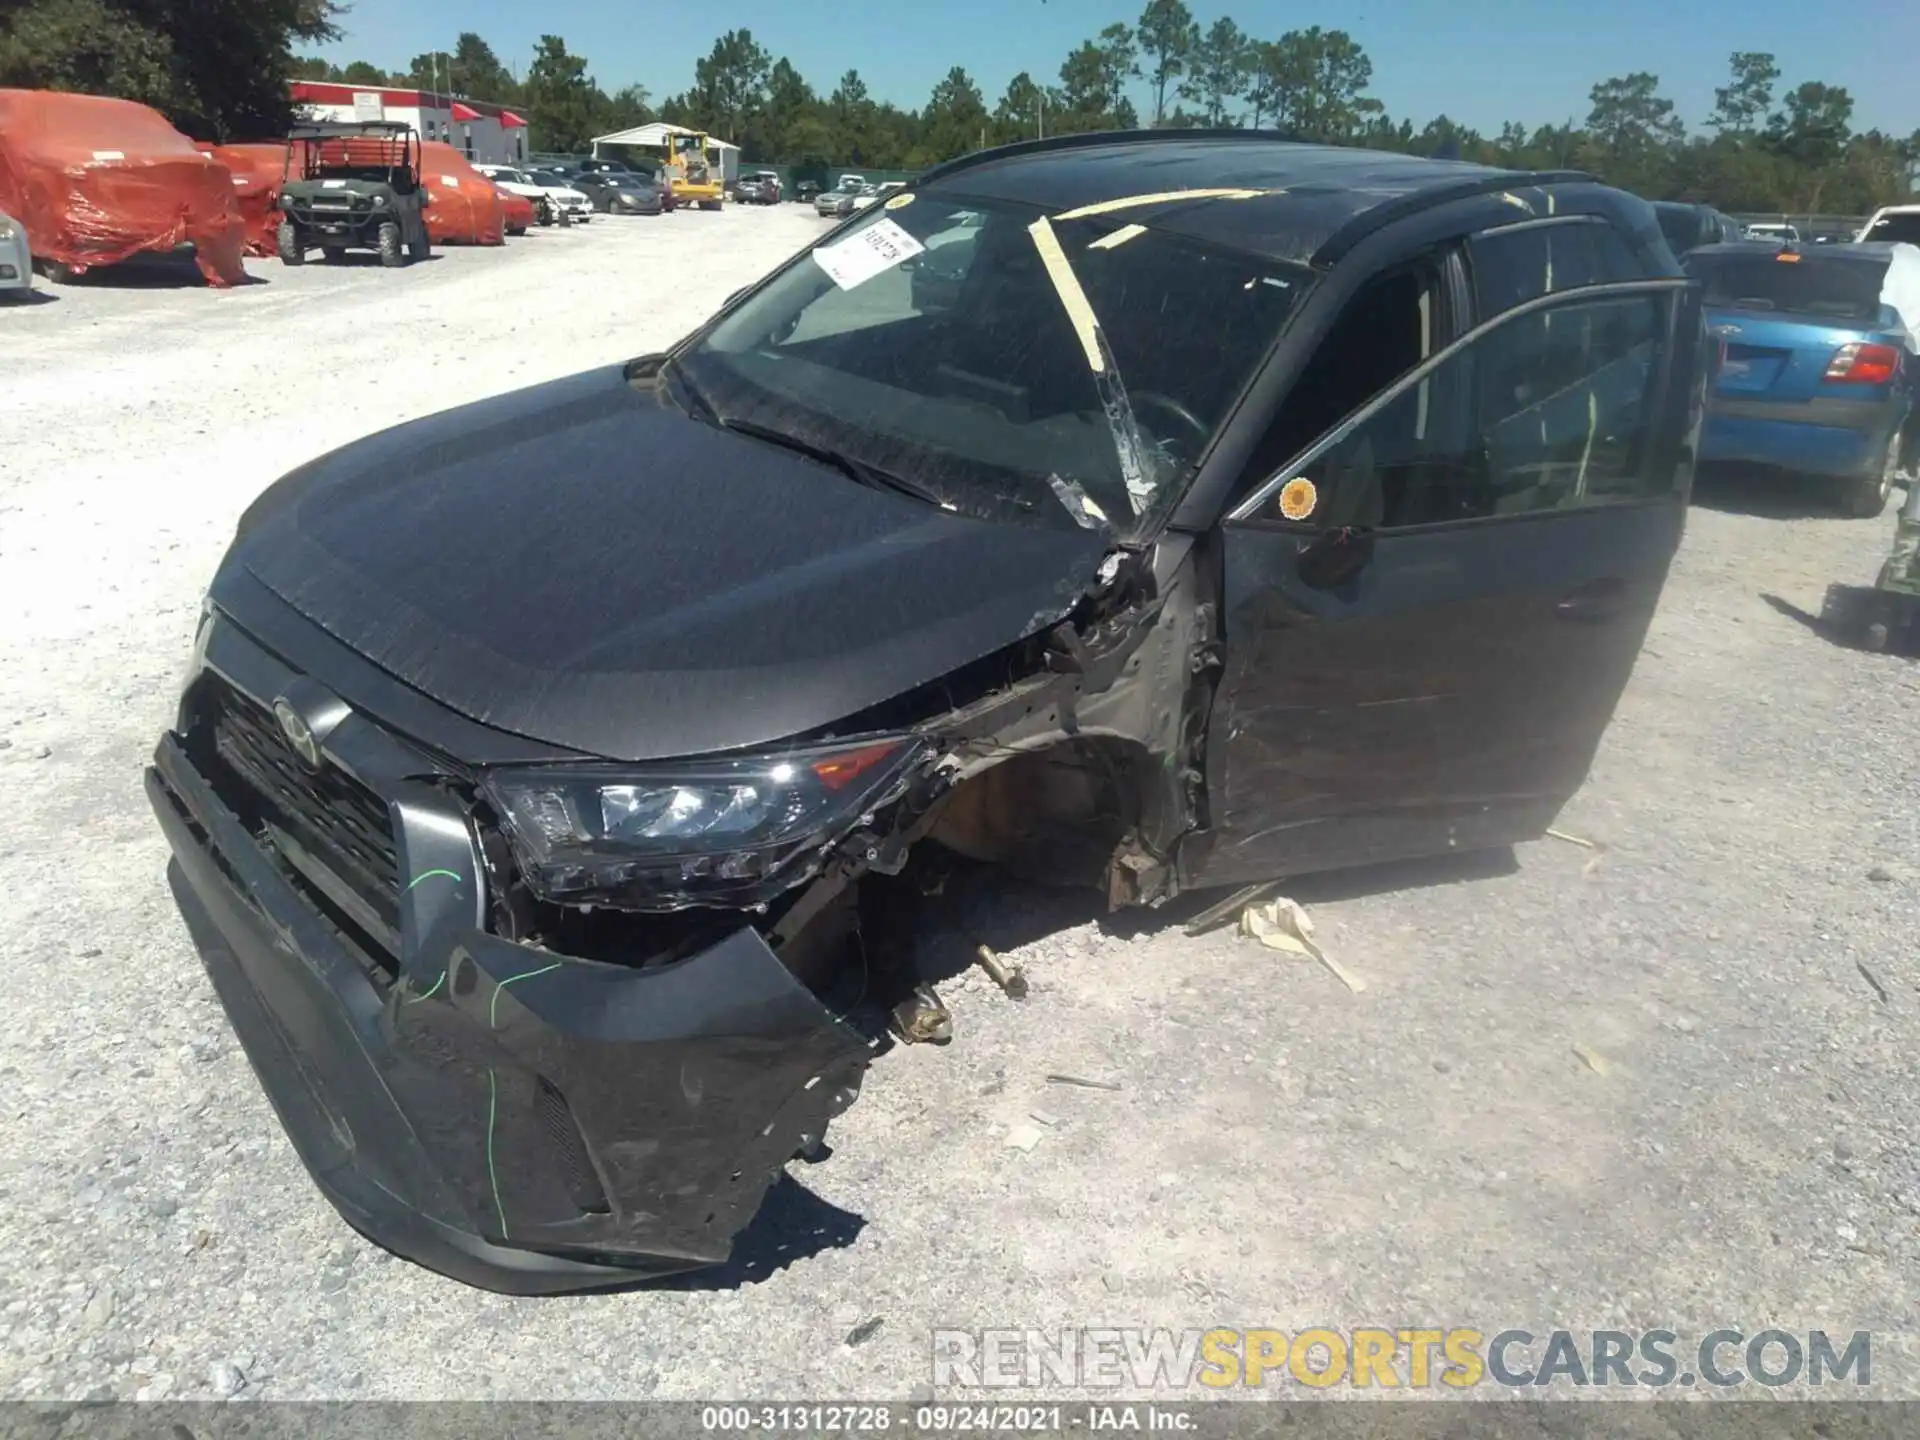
[507,224,527,237]
[276,220,305,266]
[1841,431,1900,518]
[376,220,403,268]
[39,259,82,285]
[409,228,430,262]
[699,199,722,212]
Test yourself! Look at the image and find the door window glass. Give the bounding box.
[1470,221,1643,317]
[1256,291,1673,530]
[1229,263,1441,504]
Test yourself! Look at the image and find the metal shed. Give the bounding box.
[591,123,740,187]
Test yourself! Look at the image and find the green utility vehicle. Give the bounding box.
[278,121,430,268]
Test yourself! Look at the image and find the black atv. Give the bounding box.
[277,121,430,268]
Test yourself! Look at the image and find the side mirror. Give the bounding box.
[1296,527,1373,591]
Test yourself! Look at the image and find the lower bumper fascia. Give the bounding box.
[146,735,872,1295]
[1701,411,1892,477]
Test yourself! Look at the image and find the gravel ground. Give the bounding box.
[1,210,1916,1404]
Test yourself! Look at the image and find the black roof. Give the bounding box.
[917,131,1587,266]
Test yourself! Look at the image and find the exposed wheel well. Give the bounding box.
[925,735,1156,892]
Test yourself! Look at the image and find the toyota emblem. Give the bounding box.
[272,697,323,770]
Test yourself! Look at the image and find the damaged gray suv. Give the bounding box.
[148,132,1709,1293]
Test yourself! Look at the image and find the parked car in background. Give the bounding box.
[815,174,869,215]
[476,165,560,226]
[735,171,783,205]
[795,180,823,204]
[523,167,596,223]
[1858,205,1920,246]
[1744,221,1800,244]
[533,173,594,225]
[815,182,870,218]
[1652,201,1742,256]
[1686,241,1913,516]
[575,171,664,216]
[497,188,534,236]
[0,209,31,297]
[150,133,1708,1296]
[474,165,540,197]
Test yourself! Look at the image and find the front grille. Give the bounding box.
[198,678,400,930]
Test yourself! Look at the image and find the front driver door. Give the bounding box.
[1190,277,1699,888]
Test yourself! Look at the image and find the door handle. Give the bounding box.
[1556,576,1628,622]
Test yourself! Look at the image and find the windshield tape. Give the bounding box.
[1048,474,1113,531]
[1088,223,1148,251]
[1027,215,1161,516]
[1026,216,1106,372]
[1053,188,1270,221]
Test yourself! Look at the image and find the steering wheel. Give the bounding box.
[1127,390,1210,450]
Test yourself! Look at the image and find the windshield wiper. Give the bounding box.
[717,415,952,511]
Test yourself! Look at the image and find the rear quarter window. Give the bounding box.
[1469,220,1646,319]
[1654,206,1703,257]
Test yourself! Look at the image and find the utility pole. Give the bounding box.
[1036,92,1046,140]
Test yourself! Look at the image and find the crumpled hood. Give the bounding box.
[218,365,1106,762]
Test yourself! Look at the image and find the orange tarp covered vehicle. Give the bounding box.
[202,142,292,258]
[0,89,246,286]
[419,142,506,246]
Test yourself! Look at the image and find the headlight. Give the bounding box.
[369,193,389,208]
[0,220,16,242]
[481,736,929,908]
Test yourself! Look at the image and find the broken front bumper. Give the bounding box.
[145,640,869,1295]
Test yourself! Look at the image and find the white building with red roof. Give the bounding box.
[290,81,530,166]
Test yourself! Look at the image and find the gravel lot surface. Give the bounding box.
[1,210,1916,1404]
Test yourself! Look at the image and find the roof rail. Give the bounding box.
[914,126,1321,185]
[1310,169,1593,266]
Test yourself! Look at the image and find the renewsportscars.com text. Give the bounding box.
[930,1328,1872,1391]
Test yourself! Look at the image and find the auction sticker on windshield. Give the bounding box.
[812,217,926,291]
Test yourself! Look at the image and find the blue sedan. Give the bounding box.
[1685,242,1914,517]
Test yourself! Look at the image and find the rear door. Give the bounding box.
[1191,227,1699,888]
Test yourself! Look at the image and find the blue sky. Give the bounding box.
[316,0,1919,137]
